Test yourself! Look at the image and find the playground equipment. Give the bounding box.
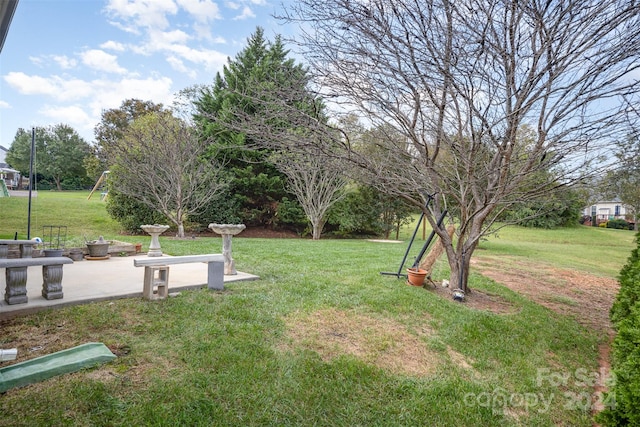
[0,343,116,393]
[87,171,109,200]
[0,179,8,197]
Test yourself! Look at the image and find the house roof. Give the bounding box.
[0,0,18,53]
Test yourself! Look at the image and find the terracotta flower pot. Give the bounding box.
[406,267,427,286]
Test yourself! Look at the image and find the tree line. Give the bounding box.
[6,0,640,294]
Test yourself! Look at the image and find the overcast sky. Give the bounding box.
[0,0,293,149]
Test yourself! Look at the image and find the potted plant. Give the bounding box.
[86,236,110,258]
[42,225,67,257]
[67,248,84,261]
[406,267,428,286]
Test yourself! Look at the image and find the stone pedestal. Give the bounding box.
[208,224,245,275]
[42,264,64,300]
[141,225,170,257]
[5,267,28,304]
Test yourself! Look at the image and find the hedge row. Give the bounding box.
[598,231,640,425]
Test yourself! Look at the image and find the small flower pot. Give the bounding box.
[43,249,64,257]
[68,250,84,261]
[406,267,428,286]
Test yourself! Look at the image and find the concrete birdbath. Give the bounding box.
[140,224,170,257]
[208,223,245,275]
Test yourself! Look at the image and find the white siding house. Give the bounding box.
[583,201,629,225]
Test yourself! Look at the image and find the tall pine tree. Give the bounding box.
[194,28,310,228]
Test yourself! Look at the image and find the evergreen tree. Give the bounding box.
[194,27,310,228]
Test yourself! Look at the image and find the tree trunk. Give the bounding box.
[311,219,322,240]
[419,224,455,276]
[177,222,185,239]
[447,251,473,294]
[437,219,479,294]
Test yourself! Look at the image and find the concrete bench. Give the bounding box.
[0,239,37,259]
[133,254,224,300]
[0,257,73,304]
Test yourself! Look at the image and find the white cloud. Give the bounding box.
[104,0,178,31]
[26,55,77,70]
[167,56,197,79]
[0,100,10,109]
[52,55,78,70]
[29,56,45,67]
[163,44,228,72]
[233,6,255,20]
[80,49,128,74]
[40,105,92,129]
[100,40,126,52]
[177,0,221,22]
[86,76,175,123]
[14,75,176,142]
[151,29,191,45]
[4,72,59,97]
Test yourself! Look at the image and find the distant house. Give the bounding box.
[583,201,630,225]
[0,145,21,189]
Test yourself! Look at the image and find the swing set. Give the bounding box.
[87,171,110,201]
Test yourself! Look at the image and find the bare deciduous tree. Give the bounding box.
[110,111,228,238]
[271,148,348,240]
[263,0,639,292]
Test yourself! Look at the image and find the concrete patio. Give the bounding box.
[0,254,259,320]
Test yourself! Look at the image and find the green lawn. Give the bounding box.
[477,224,635,278]
[0,192,634,426]
[0,191,122,246]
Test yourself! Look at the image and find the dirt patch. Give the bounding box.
[279,308,439,377]
[423,279,520,315]
[470,255,618,424]
[0,318,80,364]
[470,256,618,334]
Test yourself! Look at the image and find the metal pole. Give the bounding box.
[411,209,448,269]
[380,196,434,278]
[27,127,35,239]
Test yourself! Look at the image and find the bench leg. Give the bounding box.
[143,266,170,300]
[207,261,224,290]
[42,264,64,300]
[5,267,28,305]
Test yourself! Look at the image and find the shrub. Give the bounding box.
[188,189,242,227]
[500,185,585,228]
[326,186,386,237]
[274,197,307,232]
[598,231,640,425]
[607,219,630,230]
[105,190,168,234]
